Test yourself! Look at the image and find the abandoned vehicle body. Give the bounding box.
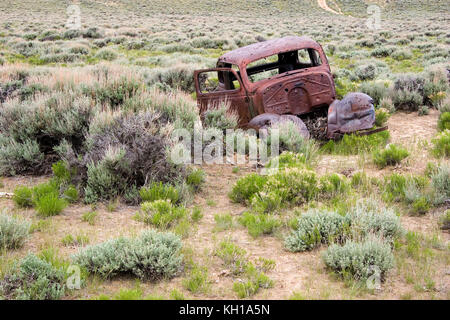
[194,36,378,139]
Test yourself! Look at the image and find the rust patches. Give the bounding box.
[327,93,376,139]
[194,36,378,139]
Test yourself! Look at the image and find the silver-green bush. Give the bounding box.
[0,254,66,300]
[322,236,395,281]
[73,230,183,280]
[0,211,31,249]
[284,209,349,252]
[430,163,450,205]
[348,199,403,240]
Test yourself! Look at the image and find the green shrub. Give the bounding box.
[73,230,183,280]
[186,168,205,190]
[354,63,377,81]
[84,147,130,204]
[359,81,389,106]
[322,237,395,281]
[215,240,247,275]
[321,131,389,155]
[40,53,80,64]
[229,173,267,204]
[412,197,431,214]
[439,210,450,230]
[111,287,145,300]
[430,163,450,205]
[61,233,89,247]
[82,211,98,225]
[0,138,45,176]
[51,160,73,186]
[202,104,238,130]
[334,77,359,99]
[319,173,349,198]
[191,206,203,222]
[391,89,423,111]
[382,173,407,202]
[373,144,409,168]
[379,97,395,113]
[0,92,92,175]
[437,112,450,132]
[62,29,81,39]
[139,182,180,204]
[392,49,413,61]
[0,212,30,249]
[139,88,199,130]
[73,111,185,204]
[266,151,307,170]
[418,105,430,116]
[238,212,280,238]
[170,289,185,300]
[375,108,390,127]
[85,77,140,108]
[371,46,395,58]
[12,185,33,208]
[285,210,348,252]
[32,182,59,203]
[38,30,61,41]
[348,200,403,240]
[423,68,449,106]
[82,27,103,39]
[393,73,426,96]
[63,185,79,203]
[431,130,450,158]
[148,65,197,93]
[138,200,187,229]
[214,213,233,231]
[95,48,118,61]
[215,241,274,298]
[34,193,68,217]
[0,254,66,300]
[182,265,210,293]
[351,172,371,189]
[232,262,274,299]
[250,191,282,213]
[262,168,319,205]
[438,96,450,113]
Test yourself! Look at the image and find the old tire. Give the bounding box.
[279,115,310,139]
[248,113,281,130]
[248,113,310,139]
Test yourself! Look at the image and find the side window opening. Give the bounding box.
[198,68,241,94]
[246,48,323,83]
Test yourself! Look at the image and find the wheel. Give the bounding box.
[248,113,310,139]
[248,113,281,130]
[279,115,310,139]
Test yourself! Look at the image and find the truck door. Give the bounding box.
[291,48,335,114]
[194,68,250,127]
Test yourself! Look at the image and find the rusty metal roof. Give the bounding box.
[218,36,321,66]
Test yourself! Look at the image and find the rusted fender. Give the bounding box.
[327,92,375,139]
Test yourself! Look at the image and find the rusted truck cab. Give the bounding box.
[194,36,336,128]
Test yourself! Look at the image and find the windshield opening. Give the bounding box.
[246,48,322,83]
